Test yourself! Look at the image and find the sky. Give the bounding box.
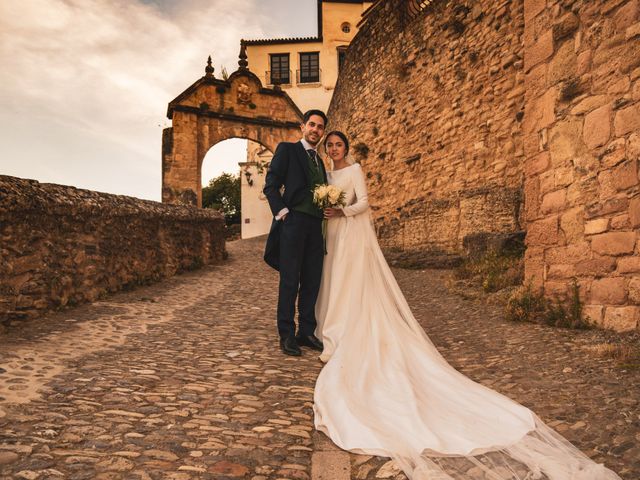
[0,0,317,200]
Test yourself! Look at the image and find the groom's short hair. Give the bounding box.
[302,109,328,127]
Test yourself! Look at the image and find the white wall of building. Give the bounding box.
[240,144,274,239]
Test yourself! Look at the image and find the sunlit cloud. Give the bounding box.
[0,0,306,200]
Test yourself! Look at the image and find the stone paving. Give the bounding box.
[0,236,638,480]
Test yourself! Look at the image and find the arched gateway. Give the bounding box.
[162,46,303,207]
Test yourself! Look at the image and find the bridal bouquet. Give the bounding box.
[312,184,346,254]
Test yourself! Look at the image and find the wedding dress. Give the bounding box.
[313,163,620,480]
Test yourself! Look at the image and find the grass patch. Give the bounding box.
[586,343,637,362]
[506,280,591,329]
[585,342,640,370]
[454,251,524,293]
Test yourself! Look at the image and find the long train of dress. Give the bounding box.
[313,164,620,480]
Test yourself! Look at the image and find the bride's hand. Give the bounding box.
[324,208,344,218]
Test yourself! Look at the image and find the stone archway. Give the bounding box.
[162,47,303,207]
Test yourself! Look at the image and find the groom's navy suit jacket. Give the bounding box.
[263,140,327,270]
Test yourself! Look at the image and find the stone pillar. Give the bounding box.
[163,111,200,206]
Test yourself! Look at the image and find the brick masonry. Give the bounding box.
[0,175,226,324]
[328,0,640,331]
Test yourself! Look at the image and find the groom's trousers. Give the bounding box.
[277,210,324,339]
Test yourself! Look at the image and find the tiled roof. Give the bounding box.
[242,36,321,46]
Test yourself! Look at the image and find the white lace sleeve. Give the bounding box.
[341,164,369,217]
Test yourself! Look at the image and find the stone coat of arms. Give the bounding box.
[237,83,252,105]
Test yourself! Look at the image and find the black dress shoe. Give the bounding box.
[296,334,324,351]
[280,336,302,356]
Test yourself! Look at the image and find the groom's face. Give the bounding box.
[301,115,326,147]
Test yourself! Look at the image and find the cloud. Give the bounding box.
[0,0,272,200]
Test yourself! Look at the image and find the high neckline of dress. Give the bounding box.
[330,164,355,173]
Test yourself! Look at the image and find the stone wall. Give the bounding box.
[329,0,526,261]
[0,175,226,324]
[329,0,640,331]
[523,0,640,331]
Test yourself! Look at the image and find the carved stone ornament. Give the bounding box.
[237,82,252,105]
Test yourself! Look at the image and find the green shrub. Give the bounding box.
[455,252,524,293]
[506,280,590,329]
[505,283,546,323]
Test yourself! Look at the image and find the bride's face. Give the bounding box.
[326,135,347,162]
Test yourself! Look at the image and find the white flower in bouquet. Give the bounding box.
[313,184,330,204]
[312,184,345,209]
[327,185,343,204]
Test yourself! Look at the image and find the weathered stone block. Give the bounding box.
[591,277,627,304]
[546,241,591,264]
[629,277,640,303]
[541,188,567,213]
[526,31,555,71]
[584,218,609,235]
[554,166,574,187]
[611,213,631,229]
[614,103,640,136]
[627,22,640,40]
[549,117,585,166]
[547,263,576,278]
[576,256,617,276]
[618,256,640,273]
[524,252,545,289]
[576,50,593,76]
[607,76,631,95]
[527,216,559,245]
[586,196,629,218]
[591,231,637,255]
[601,138,627,168]
[524,0,546,22]
[583,103,612,149]
[560,207,583,242]
[539,170,556,194]
[612,160,638,191]
[571,95,609,115]
[525,63,548,97]
[615,0,640,31]
[526,151,550,176]
[583,304,604,325]
[630,196,640,227]
[597,169,618,200]
[552,13,579,42]
[603,306,639,331]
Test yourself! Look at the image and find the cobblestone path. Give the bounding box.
[1,237,638,480]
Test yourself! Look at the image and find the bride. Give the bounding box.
[312,130,621,480]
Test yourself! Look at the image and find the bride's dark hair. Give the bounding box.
[324,130,349,154]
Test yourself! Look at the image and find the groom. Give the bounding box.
[263,110,328,356]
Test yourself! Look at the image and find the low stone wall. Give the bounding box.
[0,175,226,324]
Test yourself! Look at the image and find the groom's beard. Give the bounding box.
[303,132,321,146]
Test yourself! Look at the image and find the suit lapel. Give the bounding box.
[296,141,312,185]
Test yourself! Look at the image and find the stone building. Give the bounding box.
[328,0,640,331]
[238,0,373,239]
